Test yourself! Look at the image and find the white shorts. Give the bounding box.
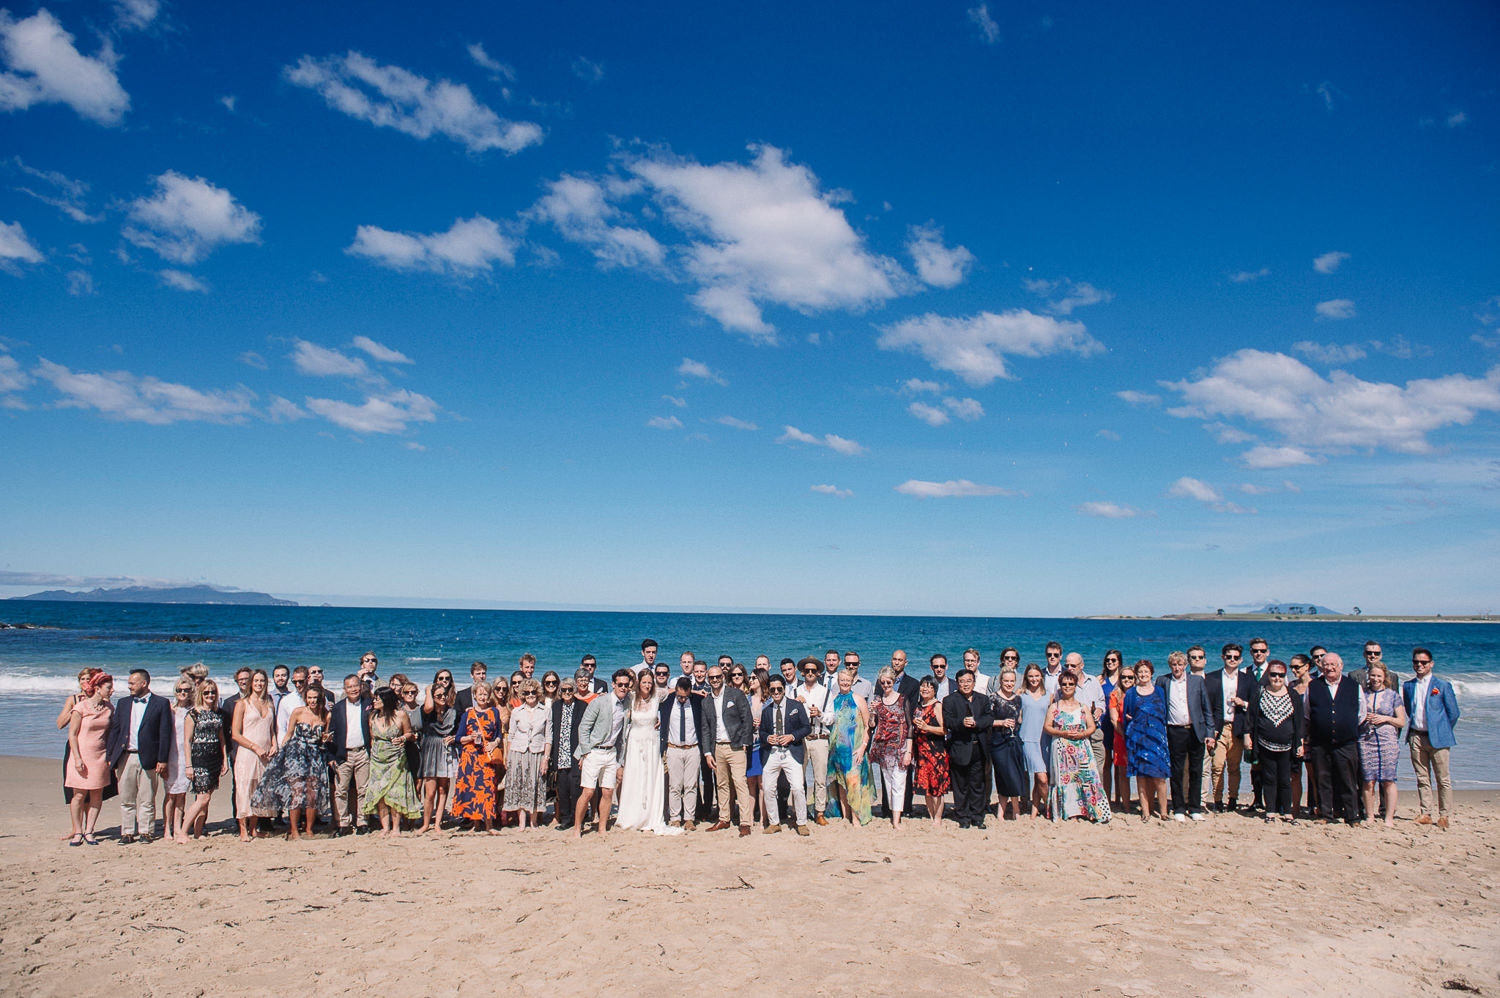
[579,748,619,790]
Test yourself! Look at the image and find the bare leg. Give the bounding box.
[595,788,614,838]
[1382,782,1398,826]
[82,789,102,837]
[1362,782,1376,825]
[68,793,86,840]
[287,807,303,840]
[573,788,594,838]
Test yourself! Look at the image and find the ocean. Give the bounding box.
[5,601,1496,787]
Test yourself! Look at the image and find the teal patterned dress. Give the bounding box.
[829,692,873,825]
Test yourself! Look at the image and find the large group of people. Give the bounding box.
[57,636,1463,844]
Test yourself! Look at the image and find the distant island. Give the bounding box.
[11,585,297,607]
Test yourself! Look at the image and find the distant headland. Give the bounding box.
[9,585,297,607]
[1078,602,1495,623]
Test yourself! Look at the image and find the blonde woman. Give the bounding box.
[180,681,230,840]
[503,679,549,828]
[64,672,113,845]
[232,669,277,840]
[163,678,194,843]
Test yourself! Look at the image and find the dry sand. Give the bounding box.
[2,754,1496,996]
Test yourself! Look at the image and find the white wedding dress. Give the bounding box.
[613,692,681,836]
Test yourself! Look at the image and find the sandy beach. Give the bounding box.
[2,754,1496,996]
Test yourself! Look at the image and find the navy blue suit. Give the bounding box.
[105,692,175,769]
[326,697,372,763]
[757,697,811,768]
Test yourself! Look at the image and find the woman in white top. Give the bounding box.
[164,678,194,843]
[502,679,549,828]
[613,669,681,835]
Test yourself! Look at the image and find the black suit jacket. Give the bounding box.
[327,696,373,762]
[757,698,812,767]
[894,673,921,715]
[454,687,475,716]
[941,691,992,760]
[105,692,175,768]
[700,688,753,749]
[1205,669,1257,737]
[548,697,588,763]
[659,694,705,755]
[219,693,243,762]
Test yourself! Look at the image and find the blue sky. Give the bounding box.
[2,0,1497,615]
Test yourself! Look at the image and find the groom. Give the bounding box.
[572,669,633,839]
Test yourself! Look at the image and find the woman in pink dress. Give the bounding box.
[231,668,277,841]
[64,672,113,845]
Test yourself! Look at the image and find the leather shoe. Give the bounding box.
[738,825,751,837]
[1437,816,1449,830]
[813,814,828,826]
[795,825,810,836]
[669,820,682,827]
[763,825,781,834]
[683,822,696,832]
[708,821,731,832]
[1416,814,1433,825]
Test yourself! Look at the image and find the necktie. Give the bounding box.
[775,704,784,738]
[678,702,687,742]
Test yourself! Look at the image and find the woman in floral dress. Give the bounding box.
[450,680,503,834]
[1358,663,1406,827]
[910,676,949,828]
[363,687,422,836]
[1044,670,1111,823]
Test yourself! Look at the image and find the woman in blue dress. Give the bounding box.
[252,684,333,839]
[1018,664,1051,819]
[827,669,873,826]
[1121,659,1171,821]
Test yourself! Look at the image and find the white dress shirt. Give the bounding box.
[1220,669,1238,722]
[668,697,695,745]
[1168,677,1190,725]
[1412,675,1432,731]
[127,695,147,750]
[276,690,304,742]
[344,700,365,749]
[796,680,831,735]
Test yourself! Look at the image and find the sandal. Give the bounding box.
[83,834,99,845]
[68,834,84,846]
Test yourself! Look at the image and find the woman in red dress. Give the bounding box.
[910,676,950,828]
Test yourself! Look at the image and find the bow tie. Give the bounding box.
[134,696,148,704]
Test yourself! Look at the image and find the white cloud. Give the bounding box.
[238,351,268,370]
[1315,298,1356,321]
[531,174,664,269]
[1115,389,1161,407]
[0,9,129,125]
[404,441,426,452]
[35,358,256,424]
[347,215,515,275]
[944,396,983,421]
[1213,501,1257,515]
[0,351,31,394]
[123,172,261,265]
[1167,476,1221,502]
[0,219,43,265]
[777,425,865,456]
[1238,479,1300,496]
[646,415,682,430]
[65,270,93,296]
[466,43,514,80]
[284,51,543,154]
[1096,428,1120,440]
[906,222,974,288]
[290,340,373,380]
[1447,110,1467,128]
[571,56,604,83]
[811,484,852,498]
[878,309,1101,386]
[10,157,100,223]
[1165,348,1500,457]
[219,95,235,112]
[1293,340,1366,364]
[677,357,726,385]
[1204,421,1256,444]
[1315,80,1335,111]
[895,479,1018,499]
[304,388,438,435]
[1024,277,1113,315]
[1313,251,1350,274]
[715,415,758,431]
[1229,267,1270,283]
[157,269,207,292]
[908,401,948,426]
[113,0,159,31]
[266,395,307,422]
[902,378,943,394]
[630,144,908,342]
[351,335,412,365]
[1241,445,1321,469]
[967,4,1000,44]
[662,394,686,408]
[1077,501,1142,518]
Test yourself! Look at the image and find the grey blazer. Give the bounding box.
[574,693,626,762]
[700,688,753,749]
[1162,672,1215,743]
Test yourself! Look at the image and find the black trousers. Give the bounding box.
[1168,725,1205,814]
[1259,747,1293,815]
[950,747,987,823]
[554,766,581,828]
[1312,741,1360,822]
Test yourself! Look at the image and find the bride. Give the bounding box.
[613,670,682,836]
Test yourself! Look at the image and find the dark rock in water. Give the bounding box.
[164,634,219,643]
[0,622,56,630]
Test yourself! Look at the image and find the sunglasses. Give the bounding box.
[544,680,559,686]
[1268,672,1287,678]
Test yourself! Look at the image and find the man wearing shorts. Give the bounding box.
[572,669,633,839]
